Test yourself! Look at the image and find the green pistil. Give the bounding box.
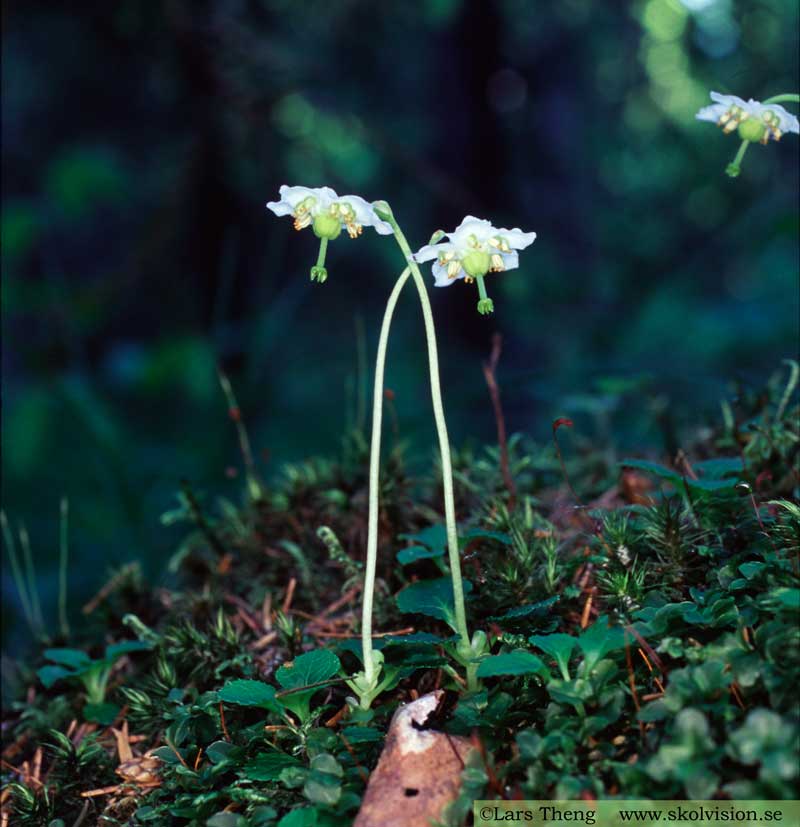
[310,237,329,283]
[725,140,750,178]
[476,275,494,315]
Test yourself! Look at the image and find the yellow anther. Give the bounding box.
[464,276,475,284]
[345,222,363,238]
[490,254,505,272]
[293,214,312,231]
[447,260,462,278]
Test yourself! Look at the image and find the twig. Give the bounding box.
[281,577,297,614]
[59,497,71,638]
[218,368,264,500]
[71,800,90,827]
[219,702,231,742]
[163,736,189,769]
[482,334,517,509]
[624,631,645,742]
[82,563,138,615]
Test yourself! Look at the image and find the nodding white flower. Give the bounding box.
[413,216,536,314]
[414,216,536,286]
[696,92,799,144]
[266,185,392,240]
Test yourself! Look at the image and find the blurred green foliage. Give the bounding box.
[2,0,798,650]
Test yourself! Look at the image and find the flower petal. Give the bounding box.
[695,103,729,123]
[432,260,462,287]
[340,194,393,234]
[496,228,536,250]
[413,242,454,263]
[498,250,520,271]
[709,92,749,109]
[755,103,800,135]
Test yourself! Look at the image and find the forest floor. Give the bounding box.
[2,361,799,827]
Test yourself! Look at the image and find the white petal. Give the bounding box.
[497,228,536,251]
[499,250,519,271]
[432,261,461,287]
[339,194,393,234]
[413,242,455,263]
[448,216,495,246]
[266,199,294,217]
[754,103,800,134]
[695,103,729,123]
[709,91,749,109]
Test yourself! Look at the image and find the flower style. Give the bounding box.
[267,185,393,282]
[413,216,536,314]
[695,92,799,144]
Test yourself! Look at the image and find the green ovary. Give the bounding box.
[313,213,342,240]
[461,250,491,278]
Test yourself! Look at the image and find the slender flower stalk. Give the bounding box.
[358,266,412,701]
[376,206,476,673]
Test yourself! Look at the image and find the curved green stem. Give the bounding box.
[726,140,750,178]
[316,238,328,267]
[383,217,472,669]
[361,266,412,690]
[762,94,799,105]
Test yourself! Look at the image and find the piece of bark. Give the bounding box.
[354,691,474,827]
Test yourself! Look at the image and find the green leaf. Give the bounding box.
[207,814,245,827]
[43,648,92,670]
[303,753,343,806]
[104,640,152,661]
[396,545,444,565]
[398,524,447,551]
[692,457,744,477]
[739,562,767,579]
[489,596,560,623]
[278,808,318,827]
[84,702,120,725]
[476,650,546,678]
[619,458,739,493]
[461,529,512,545]
[276,650,341,690]
[577,616,626,671]
[218,679,278,710]
[341,726,383,743]
[275,650,341,722]
[528,633,577,679]
[395,577,473,630]
[242,751,302,781]
[205,741,239,764]
[37,665,75,688]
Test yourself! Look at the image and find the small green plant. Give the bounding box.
[266,187,537,706]
[37,640,151,723]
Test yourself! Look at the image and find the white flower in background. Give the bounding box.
[413,216,536,314]
[267,185,393,240]
[695,92,799,144]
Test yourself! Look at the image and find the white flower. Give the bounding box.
[413,216,536,288]
[696,92,799,143]
[266,185,392,239]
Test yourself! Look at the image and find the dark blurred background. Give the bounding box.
[2,1,798,648]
